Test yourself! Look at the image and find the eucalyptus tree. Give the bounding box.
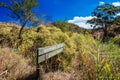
[87,4,120,42]
[114,16,120,25]
[0,0,39,39]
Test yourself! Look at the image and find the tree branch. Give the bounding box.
[0,2,21,20]
[18,14,33,39]
[0,70,8,76]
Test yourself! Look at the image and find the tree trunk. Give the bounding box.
[18,15,33,39]
[102,24,108,42]
[18,25,24,39]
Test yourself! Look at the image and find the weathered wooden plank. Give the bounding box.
[38,48,64,63]
[46,48,64,59]
[38,43,64,56]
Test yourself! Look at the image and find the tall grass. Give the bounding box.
[71,33,120,79]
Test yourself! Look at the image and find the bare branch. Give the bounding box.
[0,70,8,76]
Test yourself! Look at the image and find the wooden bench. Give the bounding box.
[36,43,65,79]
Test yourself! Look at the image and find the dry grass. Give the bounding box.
[0,47,36,80]
[42,52,96,80]
[0,22,20,32]
[42,71,74,80]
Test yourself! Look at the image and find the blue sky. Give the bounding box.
[38,0,120,20]
[0,0,120,29]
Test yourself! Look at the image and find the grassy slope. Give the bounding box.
[0,22,120,79]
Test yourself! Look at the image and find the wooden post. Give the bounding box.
[36,49,40,80]
[37,49,43,80]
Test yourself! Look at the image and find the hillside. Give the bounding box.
[52,22,120,47]
[51,21,91,33]
[0,22,120,80]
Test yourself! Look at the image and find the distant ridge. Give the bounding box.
[51,21,91,33]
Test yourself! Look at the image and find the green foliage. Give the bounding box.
[0,0,38,21]
[88,4,120,25]
[0,0,39,38]
[114,16,120,25]
[87,4,120,42]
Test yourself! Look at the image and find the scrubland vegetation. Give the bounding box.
[0,22,120,80]
[0,0,120,79]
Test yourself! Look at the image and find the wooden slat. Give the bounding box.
[46,48,64,59]
[38,48,64,63]
[38,43,64,56]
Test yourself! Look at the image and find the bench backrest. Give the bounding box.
[37,43,65,64]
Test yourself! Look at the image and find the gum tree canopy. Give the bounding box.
[87,4,120,42]
[0,0,39,39]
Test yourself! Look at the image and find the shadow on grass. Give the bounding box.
[18,71,40,80]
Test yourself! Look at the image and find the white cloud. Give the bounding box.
[99,1,105,5]
[68,16,95,29]
[112,2,120,6]
[117,13,120,16]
